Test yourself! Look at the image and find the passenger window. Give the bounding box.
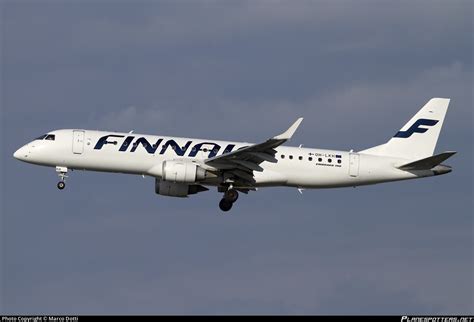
[298,156,303,161]
[289,155,293,160]
[281,155,285,159]
[45,134,55,141]
[328,159,332,163]
[318,158,322,162]
[337,159,342,164]
[308,157,313,161]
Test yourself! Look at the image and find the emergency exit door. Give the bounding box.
[72,130,85,154]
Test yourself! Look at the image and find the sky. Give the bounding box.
[1,0,473,315]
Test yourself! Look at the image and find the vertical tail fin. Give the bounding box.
[360,98,450,160]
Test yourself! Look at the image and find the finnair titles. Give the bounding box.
[14,98,456,212]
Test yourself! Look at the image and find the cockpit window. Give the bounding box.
[35,134,47,140]
[45,134,56,141]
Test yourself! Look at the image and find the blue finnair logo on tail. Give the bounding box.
[394,118,439,138]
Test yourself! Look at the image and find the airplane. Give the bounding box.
[13,97,456,212]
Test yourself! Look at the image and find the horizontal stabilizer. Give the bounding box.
[398,151,456,171]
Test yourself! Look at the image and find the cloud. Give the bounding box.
[92,105,164,132]
[4,1,471,69]
[86,60,470,149]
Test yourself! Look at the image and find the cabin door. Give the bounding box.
[349,153,360,177]
[72,130,85,154]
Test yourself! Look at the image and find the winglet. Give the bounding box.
[273,118,304,140]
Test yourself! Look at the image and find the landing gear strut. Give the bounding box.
[224,188,239,203]
[56,166,68,190]
[219,188,239,212]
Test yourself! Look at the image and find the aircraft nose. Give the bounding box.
[13,146,29,161]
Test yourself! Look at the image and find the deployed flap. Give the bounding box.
[398,151,456,170]
[205,118,303,183]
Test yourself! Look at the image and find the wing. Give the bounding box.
[205,118,303,186]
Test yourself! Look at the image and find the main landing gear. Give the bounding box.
[56,166,68,190]
[219,188,239,212]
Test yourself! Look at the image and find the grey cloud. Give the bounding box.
[87,60,470,149]
[92,105,162,133]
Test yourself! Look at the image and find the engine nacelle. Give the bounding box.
[162,160,208,183]
[155,179,208,198]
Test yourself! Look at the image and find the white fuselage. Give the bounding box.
[14,129,434,189]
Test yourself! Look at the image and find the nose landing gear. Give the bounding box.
[56,166,68,190]
[219,188,239,212]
